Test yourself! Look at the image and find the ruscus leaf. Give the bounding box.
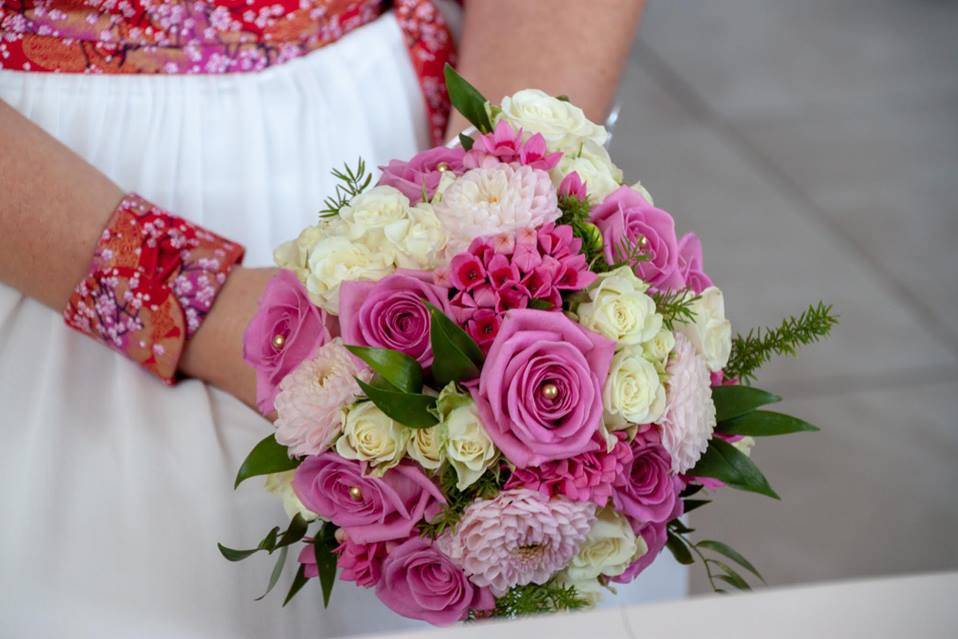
[345,345,423,393]
[717,410,820,437]
[665,532,695,565]
[710,385,781,422]
[234,434,299,489]
[698,539,765,582]
[426,303,483,387]
[356,379,438,428]
[255,545,289,601]
[282,564,309,607]
[682,498,711,514]
[316,525,339,608]
[690,438,780,499]
[444,63,493,133]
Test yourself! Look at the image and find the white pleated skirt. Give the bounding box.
[0,12,686,638]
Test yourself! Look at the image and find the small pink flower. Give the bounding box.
[464,120,562,171]
[438,489,596,596]
[557,171,588,200]
[449,253,486,291]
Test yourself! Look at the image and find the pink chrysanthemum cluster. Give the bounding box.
[442,223,597,350]
[437,489,597,596]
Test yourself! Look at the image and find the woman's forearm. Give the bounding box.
[446,0,645,137]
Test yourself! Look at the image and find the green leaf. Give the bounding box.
[444,63,493,133]
[234,434,299,489]
[714,571,751,591]
[691,438,780,499]
[345,345,423,394]
[427,303,483,387]
[315,525,339,608]
[697,540,765,582]
[668,519,695,534]
[276,513,309,549]
[282,564,309,607]
[680,483,704,498]
[459,133,475,150]
[718,410,820,437]
[529,298,555,310]
[665,531,695,565]
[217,526,281,562]
[255,545,289,601]
[683,498,711,514]
[356,378,438,428]
[711,385,781,422]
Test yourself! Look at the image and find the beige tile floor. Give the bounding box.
[609,0,958,594]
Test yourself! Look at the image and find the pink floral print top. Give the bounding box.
[0,0,456,142]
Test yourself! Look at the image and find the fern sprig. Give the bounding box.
[725,302,838,382]
[653,289,701,330]
[319,158,373,217]
[485,581,589,618]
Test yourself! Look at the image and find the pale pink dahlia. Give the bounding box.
[437,489,596,595]
[273,338,371,457]
[434,164,559,255]
[660,333,717,473]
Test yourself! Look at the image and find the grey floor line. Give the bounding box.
[631,39,958,357]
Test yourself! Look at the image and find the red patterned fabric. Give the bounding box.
[63,194,245,383]
[0,0,456,143]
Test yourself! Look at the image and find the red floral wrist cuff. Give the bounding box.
[64,194,245,383]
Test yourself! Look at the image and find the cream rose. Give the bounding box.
[264,470,317,522]
[383,202,447,270]
[498,88,608,151]
[336,401,411,474]
[644,327,676,365]
[677,286,732,372]
[406,425,444,471]
[564,508,646,582]
[304,235,394,313]
[549,140,623,202]
[631,180,654,205]
[338,185,411,240]
[577,266,663,346]
[603,346,667,429]
[436,383,498,490]
[273,224,332,283]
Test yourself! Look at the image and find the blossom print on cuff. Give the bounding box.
[63,193,244,383]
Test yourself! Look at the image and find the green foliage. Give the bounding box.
[459,133,475,150]
[489,580,590,618]
[345,345,423,393]
[314,524,339,608]
[652,289,701,330]
[427,302,484,387]
[319,158,373,217]
[605,235,652,272]
[255,545,289,601]
[691,438,780,499]
[234,434,300,489]
[725,302,838,383]
[218,513,310,562]
[558,194,606,268]
[444,63,493,133]
[355,378,438,428]
[419,465,505,539]
[711,385,781,423]
[717,410,820,437]
[668,528,763,593]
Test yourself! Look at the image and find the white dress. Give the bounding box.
[0,12,686,638]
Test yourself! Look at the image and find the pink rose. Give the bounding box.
[609,520,668,584]
[378,147,465,203]
[472,309,616,467]
[338,270,452,366]
[299,537,391,588]
[243,270,331,414]
[591,186,683,291]
[376,537,494,626]
[613,426,682,525]
[293,454,445,544]
[677,232,713,294]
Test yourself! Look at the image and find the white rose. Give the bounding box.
[644,327,676,365]
[603,346,667,429]
[499,89,608,151]
[564,508,647,582]
[383,202,447,270]
[555,576,606,608]
[264,470,317,522]
[577,266,663,345]
[406,425,444,471]
[436,383,498,490]
[273,224,331,283]
[732,436,756,457]
[338,185,410,240]
[549,140,623,202]
[336,401,411,474]
[631,180,654,205]
[677,286,732,372]
[305,235,394,313]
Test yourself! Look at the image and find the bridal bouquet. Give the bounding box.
[221,66,837,624]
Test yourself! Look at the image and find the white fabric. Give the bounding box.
[0,12,686,639]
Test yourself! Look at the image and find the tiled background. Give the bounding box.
[609,0,958,594]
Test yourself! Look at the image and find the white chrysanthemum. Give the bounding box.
[434,164,559,255]
[660,333,717,473]
[273,339,370,457]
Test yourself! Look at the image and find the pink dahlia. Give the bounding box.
[505,433,633,507]
[273,338,371,457]
[660,333,717,473]
[434,164,559,256]
[463,120,562,171]
[437,489,596,595]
